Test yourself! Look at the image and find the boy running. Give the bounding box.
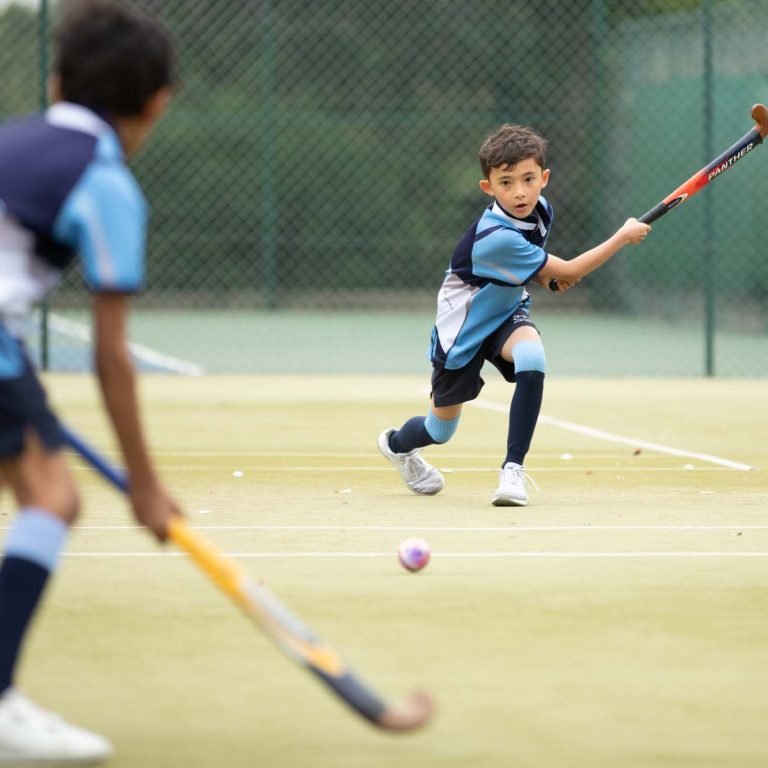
[378,124,650,506]
[0,0,178,762]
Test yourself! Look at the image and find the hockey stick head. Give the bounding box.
[378,691,434,731]
[752,103,768,140]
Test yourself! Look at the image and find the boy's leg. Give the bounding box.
[385,416,433,454]
[378,354,484,495]
[492,327,546,507]
[0,436,75,696]
[504,333,546,467]
[378,405,460,496]
[387,403,461,454]
[0,434,112,762]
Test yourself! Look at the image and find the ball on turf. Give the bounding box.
[398,538,431,572]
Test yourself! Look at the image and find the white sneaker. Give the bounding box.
[0,688,112,764]
[377,428,444,495]
[492,462,534,507]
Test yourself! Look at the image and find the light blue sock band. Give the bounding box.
[512,340,547,373]
[424,411,460,444]
[4,509,68,572]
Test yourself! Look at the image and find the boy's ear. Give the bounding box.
[48,75,63,104]
[541,168,551,188]
[478,178,493,196]
[143,87,172,123]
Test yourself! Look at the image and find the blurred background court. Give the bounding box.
[1,0,767,376]
[1,1,767,767]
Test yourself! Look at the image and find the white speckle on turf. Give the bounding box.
[198,509,212,515]
[560,453,573,460]
[338,488,352,494]
[683,464,695,470]
[233,470,244,477]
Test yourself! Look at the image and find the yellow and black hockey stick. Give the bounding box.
[63,426,433,732]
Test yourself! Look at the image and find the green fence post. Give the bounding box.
[589,0,608,286]
[702,0,715,376]
[260,0,277,310]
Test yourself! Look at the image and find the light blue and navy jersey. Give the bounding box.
[0,102,147,340]
[429,197,552,369]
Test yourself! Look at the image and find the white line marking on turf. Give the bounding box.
[51,524,768,532]
[472,398,754,471]
[46,312,204,376]
[61,551,768,559]
[68,465,739,473]
[123,451,658,459]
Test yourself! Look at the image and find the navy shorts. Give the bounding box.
[0,331,65,459]
[430,309,539,408]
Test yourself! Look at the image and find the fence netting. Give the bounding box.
[2,0,767,375]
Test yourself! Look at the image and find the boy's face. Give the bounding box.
[479,157,550,219]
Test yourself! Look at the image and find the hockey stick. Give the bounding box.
[637,102,767,223]
[549,103,768,290]
[62,426,433,732]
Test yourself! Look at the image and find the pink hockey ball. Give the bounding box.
[398,538,431,572]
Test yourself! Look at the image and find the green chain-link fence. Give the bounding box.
[2,0,767,375]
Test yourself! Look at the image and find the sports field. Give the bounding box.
[2,373,767,768]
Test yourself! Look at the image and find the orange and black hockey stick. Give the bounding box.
[549,103,768,290]
[637,102,767,224]
[63,426,433,732]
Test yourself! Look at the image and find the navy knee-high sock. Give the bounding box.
[0,557,50,693]
[0,509,67,695]
[504,370,544,466]
[389,416,437,454]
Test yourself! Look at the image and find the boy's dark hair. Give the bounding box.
[54,0,175,117]
[478,124,548,178]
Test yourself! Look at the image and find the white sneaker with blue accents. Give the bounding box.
[377,428,444,495]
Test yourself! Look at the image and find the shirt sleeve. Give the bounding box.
[53,161,147,293]
[471,226,548,286]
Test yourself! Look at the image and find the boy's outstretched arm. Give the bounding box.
[91,293,181,541]
[539,217,650,287]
